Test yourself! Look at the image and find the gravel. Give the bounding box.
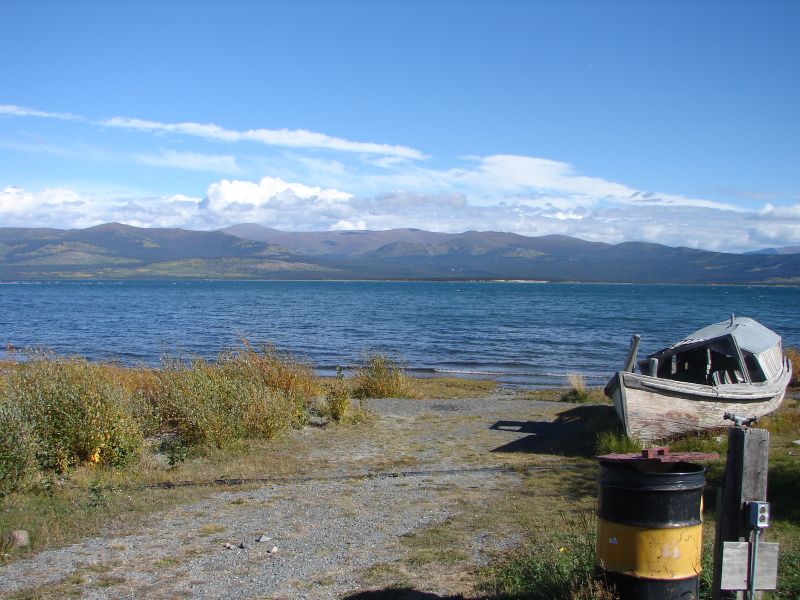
[0,396,570,599]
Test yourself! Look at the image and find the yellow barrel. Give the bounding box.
[596,455,706,598]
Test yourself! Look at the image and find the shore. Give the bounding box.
[1,368,798,598]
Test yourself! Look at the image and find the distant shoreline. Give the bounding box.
[0,278,798,287]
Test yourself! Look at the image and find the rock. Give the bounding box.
[255,534,272,543]
[223,542,235,550]
[307,415,328,428]
[238,541,246,549]
[10,530,30,548]
[268,546,278,554]
[793,440,800,446]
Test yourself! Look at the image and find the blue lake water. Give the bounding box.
[0,280,798,387]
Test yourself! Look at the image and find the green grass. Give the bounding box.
[479,512,617,600]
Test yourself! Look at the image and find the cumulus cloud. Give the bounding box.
[1,103,797,250]
[2,180,798,252]
[0,185,203,230]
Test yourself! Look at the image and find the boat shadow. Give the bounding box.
[489,404,618,458]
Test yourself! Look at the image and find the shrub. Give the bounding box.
[352,354,415,399]
[0,400,39,496]
[238,341,319,402]
[480,512,617,599]
[4,354,143,473]
[155,349,309,448]
[325,367,352,423]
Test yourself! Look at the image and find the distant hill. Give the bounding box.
[744,245,800,256]
[0,223,334,279]
[3,223,800,283]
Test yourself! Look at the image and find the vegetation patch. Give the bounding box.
[559,374,608,404]
[352,353,416,399]
[0,344,317,497]
[480,512,617,600]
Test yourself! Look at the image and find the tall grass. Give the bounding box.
[0,345,318,496]
[351,353,415,399]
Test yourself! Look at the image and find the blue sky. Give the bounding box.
[1,0,798,252]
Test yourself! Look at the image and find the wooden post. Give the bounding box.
[712,427,770,600]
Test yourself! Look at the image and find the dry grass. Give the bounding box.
[351,354,416,399]
[0,345,319,497]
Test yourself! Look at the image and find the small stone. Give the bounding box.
[238,541,246,550]
[255,534,272,543]
[793,440,800,446]
[269,546,278,554]
[223,542,235,550]
[11,530,30,548]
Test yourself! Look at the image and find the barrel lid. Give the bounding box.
[598,446,719,464]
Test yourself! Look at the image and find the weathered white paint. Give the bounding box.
[606,360,790,442]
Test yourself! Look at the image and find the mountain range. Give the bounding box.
[1,222,800,284]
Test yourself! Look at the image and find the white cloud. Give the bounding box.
[1,103,424,159]
[102,116,425,160]
[136,149,241,173]
[758,203,800,219]
[1,103,797,250]
[0,104,79,121]
[330,219,367,231]
[1,181,798,252]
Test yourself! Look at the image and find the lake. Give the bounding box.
[1,280,798,387]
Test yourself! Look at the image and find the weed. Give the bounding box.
[595,430,643,454]
[668,430,728,454]
[160,438,188,467]
[561,374,590,403]
[87,480,107,507]
[480,512,617,599]
[198,524,225,536]
[352,353,415,399]
[94,574,125,587]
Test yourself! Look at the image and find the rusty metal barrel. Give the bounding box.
[596,448,716,599]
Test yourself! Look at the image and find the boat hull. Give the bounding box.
[605,362,790,442]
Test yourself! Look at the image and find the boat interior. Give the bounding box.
[637,335,768,386]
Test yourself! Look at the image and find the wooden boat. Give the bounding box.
[604,315,791,442]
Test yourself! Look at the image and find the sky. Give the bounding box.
[1,0,799,253]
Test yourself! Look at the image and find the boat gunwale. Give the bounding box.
[618,361,790,403]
